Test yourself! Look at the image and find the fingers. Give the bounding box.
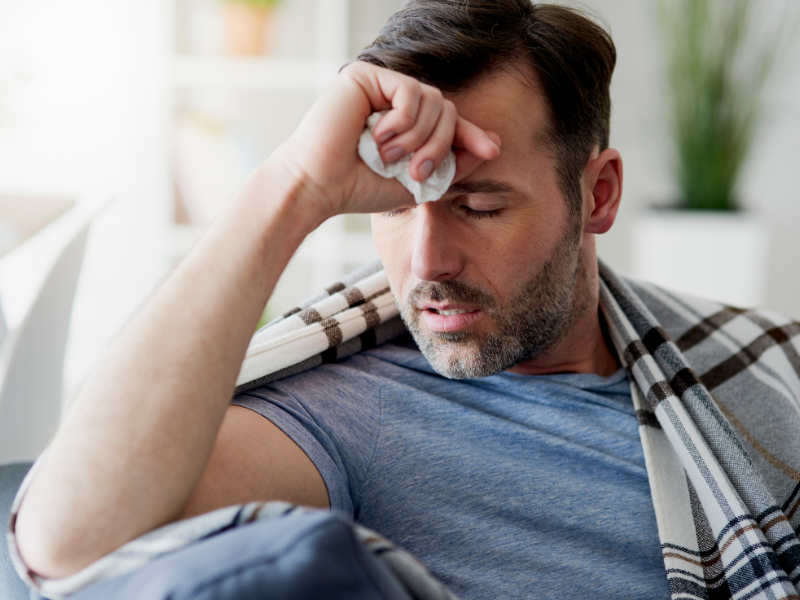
[346,62,501,182]
[453,118,501,161]
[374,93,500,183]
[452,149,485,183]
[370,82,422,144]
[407,99,457,181]
[485,131,502,152]
[455,129,501,183]
[378,91,444,171]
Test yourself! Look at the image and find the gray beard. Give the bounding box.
[395,235,583,379]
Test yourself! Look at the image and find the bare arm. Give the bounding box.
[15,161,321,578]
[13,62,500,579]
[179,405,331,520]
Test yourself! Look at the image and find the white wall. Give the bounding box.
[586,0,800,318]
[0,0,170,398]
[0,0,797,402]
[0,0,404,399]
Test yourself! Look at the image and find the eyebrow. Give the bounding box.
[445,179,517,196]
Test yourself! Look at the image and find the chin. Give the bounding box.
[412,328,521,380]
[427,349,488,380]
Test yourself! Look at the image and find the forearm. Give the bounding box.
[13,60,500,581]
[14,158,326,579]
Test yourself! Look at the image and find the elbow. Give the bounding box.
[14,501,95,581]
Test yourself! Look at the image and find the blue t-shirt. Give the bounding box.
[232,339,670,599]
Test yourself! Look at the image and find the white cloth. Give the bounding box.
[358,111,456,204]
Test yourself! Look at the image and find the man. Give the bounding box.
[10,1,800,599]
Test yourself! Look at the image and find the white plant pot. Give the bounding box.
[631,210,770,308]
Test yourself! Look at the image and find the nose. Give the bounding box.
[411,204,464,282]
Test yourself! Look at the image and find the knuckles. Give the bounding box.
[421,86,444,109]
[391,104,419,131]
[401,127,430,150]
[333,61,471,175]
[424,140,452,161]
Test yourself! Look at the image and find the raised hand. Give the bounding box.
[11,61,501,582]
[275,61,501,220]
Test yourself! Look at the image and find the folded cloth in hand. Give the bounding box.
[358,111,456,204]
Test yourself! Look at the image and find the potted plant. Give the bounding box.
[632,0,787,307]
[221,0,281,56]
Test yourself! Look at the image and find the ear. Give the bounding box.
[582,148,623,234]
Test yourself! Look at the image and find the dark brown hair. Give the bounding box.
[356,0,616,216]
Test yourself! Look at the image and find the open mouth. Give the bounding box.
[419,306,483,333]
[428,308,479,316]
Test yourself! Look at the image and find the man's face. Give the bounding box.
[371,68,586,379]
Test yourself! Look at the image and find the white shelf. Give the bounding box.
[296,230,378,264]
[169,222,378,268]
[169,56,344,92]
[167,0,361,292]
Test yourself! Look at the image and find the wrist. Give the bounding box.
[232,149,334,241]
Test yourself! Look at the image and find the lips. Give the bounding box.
[420,300,481,313]
[408,281,494,334]
[430,308,478,316]
[419,304,483,333]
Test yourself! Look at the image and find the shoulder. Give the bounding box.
[230,343,429,512]
[236,339,432,411]
[622,277,799,360]
[616,275,800,419]
[622,278,800,505]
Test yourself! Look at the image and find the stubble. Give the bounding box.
[396,231,585,379]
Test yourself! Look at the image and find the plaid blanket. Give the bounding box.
[7,491,455,600]
[8,260,800,599]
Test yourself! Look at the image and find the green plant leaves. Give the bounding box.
[657,0,786,210]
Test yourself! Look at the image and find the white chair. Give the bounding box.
[0,197,104,464]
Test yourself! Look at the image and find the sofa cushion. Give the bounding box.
[31,510,413,600]
[1,462,34,600]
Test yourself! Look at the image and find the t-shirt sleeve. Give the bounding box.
[231,354,381,516]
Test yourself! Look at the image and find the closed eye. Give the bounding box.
[380,206,502,219]
[381,208,410,217]
[461,206,502,219]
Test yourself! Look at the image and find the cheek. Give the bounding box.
[468,215,569,298]
[371,216,414,292]
[467,220,549,269]
[371,216,410,259]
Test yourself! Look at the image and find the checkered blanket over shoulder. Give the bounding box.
[8,260,800,600]
[598,263,800,599]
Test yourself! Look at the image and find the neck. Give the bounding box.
[506,309,619,377]
[506,241,620,377]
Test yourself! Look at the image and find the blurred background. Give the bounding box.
[0,0,798,408]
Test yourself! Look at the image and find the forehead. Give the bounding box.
[444,65,559,203]
[448,65,553,158]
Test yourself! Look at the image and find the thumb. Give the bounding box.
[452,131,501,182]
